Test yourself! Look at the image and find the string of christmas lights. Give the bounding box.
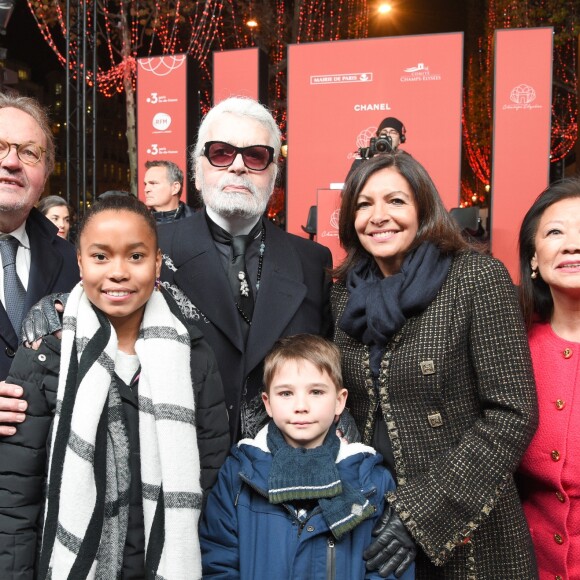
[27,0,224,97]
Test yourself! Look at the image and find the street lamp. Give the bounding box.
[377,3,393,15]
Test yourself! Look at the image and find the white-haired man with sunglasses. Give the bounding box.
[158,97,333,442]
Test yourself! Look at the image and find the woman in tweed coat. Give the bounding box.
[332,152,538,579]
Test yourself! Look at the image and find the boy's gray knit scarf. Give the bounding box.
[37,284,202,579]
[267,423,375,539]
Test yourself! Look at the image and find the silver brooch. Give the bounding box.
[238,271,250,297]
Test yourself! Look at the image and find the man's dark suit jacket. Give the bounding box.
[158,210,333,440]
[0,208,80,380]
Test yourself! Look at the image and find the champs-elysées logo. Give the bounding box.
[400,62,441,82]
[310,72,373,85]
[320,209,341,239]
[503,84,542,111]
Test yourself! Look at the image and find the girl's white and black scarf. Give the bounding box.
[37,284,202,579]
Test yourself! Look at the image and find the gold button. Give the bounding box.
[554,533,563,544]
[556,575,563,580]
[563,348,572,359]
[556,491,565,503]
[428,412,443,428]
[555,399,565,410]
[551,450,561,461]
[420,360,435,375]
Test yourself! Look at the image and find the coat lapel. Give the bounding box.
[0,304,18,348]
[1,211,66,348]
[25,211,65,314]
[245,222,307,374]
[171,213,245,353]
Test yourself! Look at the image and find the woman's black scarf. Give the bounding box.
[339,242,451,372]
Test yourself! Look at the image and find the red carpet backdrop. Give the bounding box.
[286,33,464,236]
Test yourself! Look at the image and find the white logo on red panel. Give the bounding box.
[357,127,377,148]
[330,209,340,230]
[152,113,172,131]
[510,84,536,104]
[404,63,429,73]
[503,84,542,111]
[138,55,187,76]
[310,72,373,85]
[400,62,441,82]
[321,209,340,238]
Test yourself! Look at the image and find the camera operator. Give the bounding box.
[345,116,406,181]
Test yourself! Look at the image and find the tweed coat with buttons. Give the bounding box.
[332,251,539,579]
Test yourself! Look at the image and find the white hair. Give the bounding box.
[191,97,281,178]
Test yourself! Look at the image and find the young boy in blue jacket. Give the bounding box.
[200,334,415,579]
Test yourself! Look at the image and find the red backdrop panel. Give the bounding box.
[213,48,263,103]
[287,33,464,236]
[317,189,345,267]
[136,55,190,202]
[491,28,553,281]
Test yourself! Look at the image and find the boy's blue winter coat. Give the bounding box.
[200,425,415,580]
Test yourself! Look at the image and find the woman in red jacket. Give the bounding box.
[518,176,580,580]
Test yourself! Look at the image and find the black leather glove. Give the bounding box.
[21,292,70,345]
[335,408,361,443]
[364,503,417,578]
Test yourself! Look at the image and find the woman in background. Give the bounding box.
[518,176,580,580]
[37,195,71,239]
[332,151,538,578]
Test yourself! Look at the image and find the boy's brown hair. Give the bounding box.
[263,334,343,394]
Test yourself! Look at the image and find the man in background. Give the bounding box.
[374,116,406,152]
[346,116,407,181]
[143,159,193,223]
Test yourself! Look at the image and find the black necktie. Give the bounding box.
[229,234,254,322]
[0,235,26,336]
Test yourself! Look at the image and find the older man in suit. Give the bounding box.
[158,97,332,440]
[0,93,79,434]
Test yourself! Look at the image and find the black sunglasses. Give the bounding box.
[203,141,275,171]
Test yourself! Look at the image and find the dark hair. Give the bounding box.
[0,91,55,176]
[37,195,70,215]
[76,194,158,250]
[518,176,580,329]
[263,334,343,394]
[333,151,469,282]
[145,160,184,197]
[97,190,134,201]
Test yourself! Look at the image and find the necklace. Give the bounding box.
[236,227,266,325]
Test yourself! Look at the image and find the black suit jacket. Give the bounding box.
[0,208,80,379]
[158,210,333,440]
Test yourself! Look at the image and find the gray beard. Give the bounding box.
[200,173,274,220]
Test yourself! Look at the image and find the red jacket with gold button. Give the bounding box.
[518,322,580,580]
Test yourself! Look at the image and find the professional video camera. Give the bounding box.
[359,135,393,160]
